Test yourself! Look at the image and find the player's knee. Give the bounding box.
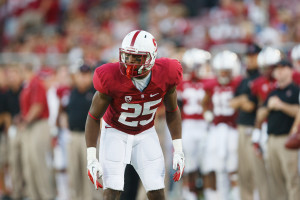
[203,171,216,190]
[147,189,165,200]
[103,188,122,200]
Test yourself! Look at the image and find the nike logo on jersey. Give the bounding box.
[150,93,159,97]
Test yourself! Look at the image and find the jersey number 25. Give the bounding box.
[118,98,162,127]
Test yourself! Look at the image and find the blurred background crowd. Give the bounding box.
[1,0,300,200]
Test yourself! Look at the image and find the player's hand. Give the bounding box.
[87,159,103,189]
[172,151,185,182]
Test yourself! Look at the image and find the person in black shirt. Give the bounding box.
[6,64,26,200]
[255,60,300,200]
[230,43,270,200]
[0,67,11,200]
[65,64,101,200]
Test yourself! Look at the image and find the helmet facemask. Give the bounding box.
[212,50,241,85]
[216,69,232,85]
[119,48,153,78]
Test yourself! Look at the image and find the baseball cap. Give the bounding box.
[275,59,293,68]
[246,43,262,55]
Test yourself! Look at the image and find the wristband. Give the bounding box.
[172,139,183,152]
[88,111,100,121]
[87,147,97,161]
[166,105,179,113]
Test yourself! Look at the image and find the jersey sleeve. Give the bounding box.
[93,66,110,95]
[168,59,183,89]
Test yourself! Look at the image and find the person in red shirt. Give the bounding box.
[250,47,282,158]
[250,47,278,106]
[85,30,185,200]
[19,63,56,200]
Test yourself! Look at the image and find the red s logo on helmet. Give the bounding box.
[153,39,157,53]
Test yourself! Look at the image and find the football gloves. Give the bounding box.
[87,159,103,189]
[172,151,185,182]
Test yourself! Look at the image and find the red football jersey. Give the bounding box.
[20,76,49,119]
[251,76,276,103]
[177,78,213,120]
[93,58,183,135]
[205,77,242,127]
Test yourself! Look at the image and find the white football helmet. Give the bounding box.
[182,48,212,79]
[212,50,241,85]
[291,44,300,61]
[119,30,158,78]
[257,47,282,68]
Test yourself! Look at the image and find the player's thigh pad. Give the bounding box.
[100,122,127,191]
[131,129,165,192]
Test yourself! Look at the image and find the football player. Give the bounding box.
[85,30,185,200]
[251,47,282,158]
[202,50,242,200]
[291,44,300,73]
[177,48,212,199]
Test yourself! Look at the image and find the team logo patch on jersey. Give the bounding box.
[286,90,292,97]
[125,96,132,102]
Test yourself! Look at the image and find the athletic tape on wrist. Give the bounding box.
[87,147,97,161]
[172,139,183,152]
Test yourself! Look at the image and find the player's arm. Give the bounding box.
[202,92,211,112]
[163,86,185,182]
[85,91,111,189]
[85,91,111,147]
[163,86,181,140]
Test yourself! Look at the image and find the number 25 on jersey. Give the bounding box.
[118,99,162,127]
